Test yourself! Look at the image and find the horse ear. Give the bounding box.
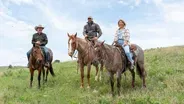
[101,40,105,45]
[75,33,77,37]
[67,33,70,37]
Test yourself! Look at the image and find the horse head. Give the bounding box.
[67,33,77,57]
[94,40,105,59]
[32,45,44,65]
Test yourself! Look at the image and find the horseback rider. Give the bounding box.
[27,25,50,67]
[114,19,134,69]
[83,16,102,42]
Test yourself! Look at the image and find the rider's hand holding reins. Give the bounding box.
[35,41,41,46]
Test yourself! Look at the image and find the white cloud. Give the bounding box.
[162,2,184,23]
[8,0,33,5]
[135,0,141,6]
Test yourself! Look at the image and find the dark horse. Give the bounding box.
[67,33,103,88]
[94,41,146,96]
[29,44,55,88]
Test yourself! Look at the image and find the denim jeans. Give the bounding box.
[27,46,50,62]
[117,39,134,64]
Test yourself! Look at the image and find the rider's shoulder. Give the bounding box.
[42,33,47,35]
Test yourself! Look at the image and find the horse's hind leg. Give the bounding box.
[117,71,122,96]
[129,69,135,88]
[29,68,34,88]
[45,68,49,82]
[42,68,45,83]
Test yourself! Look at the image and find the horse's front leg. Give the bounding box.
[38,68,42,89]
[94,65,99,81]
[80,63,84,88]
[29,68,34,88]
[109,72,114,97]
[87,63,91,88]
[117,71,122,96]
[99,62,104,81]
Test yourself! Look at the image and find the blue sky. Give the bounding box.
[0,0,184,66]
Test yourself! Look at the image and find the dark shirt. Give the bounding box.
[32,33,48,46]
[83,21,102,40]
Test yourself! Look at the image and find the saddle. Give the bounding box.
[114,43,138,64]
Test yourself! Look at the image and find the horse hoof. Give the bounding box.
[142,85,146,89]
[87,86,90,89]
[80,86,84,89]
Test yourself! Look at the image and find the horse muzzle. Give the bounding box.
[68,52,73,57]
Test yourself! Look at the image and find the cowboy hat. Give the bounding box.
[35,25,44,31]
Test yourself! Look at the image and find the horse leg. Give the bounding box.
[42,68,45,84]
[129,69,135,88]
[29,68,34,88]
[117,71,122,96]
[99,62,103,81]
[38,68,42,89]
[109,72,114,97]
[87,63,91,88]
[45,67,49,82]
[95,65,99,81]
[139,63,146,88]
[80,63,84,88]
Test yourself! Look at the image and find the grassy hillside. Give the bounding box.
[0,46,184,104]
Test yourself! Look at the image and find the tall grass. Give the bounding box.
[0,46,184,104]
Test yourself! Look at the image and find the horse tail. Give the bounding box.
[49,64,55,77]
[136,62,146,78]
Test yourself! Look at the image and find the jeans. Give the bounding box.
[27,46,50,62]
[117,39,134,64]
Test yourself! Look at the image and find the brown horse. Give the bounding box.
[29,44,55,88]
[94,41,146,96]
[94,41,126,96]
[67,33,103,88]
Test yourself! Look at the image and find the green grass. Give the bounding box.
[0,46,184,104]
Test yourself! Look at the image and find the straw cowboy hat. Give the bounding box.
[35,25,44,31]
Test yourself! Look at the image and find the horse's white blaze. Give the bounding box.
[69,39,73,53]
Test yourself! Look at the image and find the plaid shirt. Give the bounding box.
[114,28,130,42]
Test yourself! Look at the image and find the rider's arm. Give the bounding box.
[41,34,48,46]
[114,30,118,42]
[83,25,87,36]
[96,24,102,38]
[32,34,36,45]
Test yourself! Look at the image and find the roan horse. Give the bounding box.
[94,41,126,96]
[29,44,55,88]
[67,33,103,88]
[94,41,146,96]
